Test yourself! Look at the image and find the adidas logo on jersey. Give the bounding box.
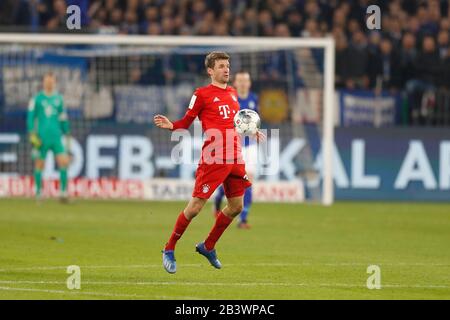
[213,97,220,102]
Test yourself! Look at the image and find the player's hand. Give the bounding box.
[29,133,42,148]
[255,130,266,143]
[65,135,73,163]
[154,115,173,130]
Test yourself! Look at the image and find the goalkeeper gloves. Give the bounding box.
[29,133,42,148]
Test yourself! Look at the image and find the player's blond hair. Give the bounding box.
[204,51,230,70]
[43,71,56,80]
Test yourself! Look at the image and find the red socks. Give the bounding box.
[205,211,233,251]
[164,210,233,252]
[165,211,191,251]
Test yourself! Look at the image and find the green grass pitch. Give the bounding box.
[0,199,449,300]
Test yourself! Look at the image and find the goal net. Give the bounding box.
[0,34,334,205]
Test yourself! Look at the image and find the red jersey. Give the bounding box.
[173,84,242,163]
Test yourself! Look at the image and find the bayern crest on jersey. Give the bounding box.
[231,94,237,102]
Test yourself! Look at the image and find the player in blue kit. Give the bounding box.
[213,71,258,229]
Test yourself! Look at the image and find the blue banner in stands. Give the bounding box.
[114,84,193,124]
[339,90,402,127]
[0,51,87,117]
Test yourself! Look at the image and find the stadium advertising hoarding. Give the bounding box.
[0,177,304,202]
[334,127,450,201]
[0,127,450,201]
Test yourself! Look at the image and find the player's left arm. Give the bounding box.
[27,96,41,148]
[58,96,71,149]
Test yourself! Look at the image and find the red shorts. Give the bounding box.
[193,162,252,199]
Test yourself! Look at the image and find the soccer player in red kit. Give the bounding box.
[154,52,264,274]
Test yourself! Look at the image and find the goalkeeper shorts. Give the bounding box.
[31,137,67,160]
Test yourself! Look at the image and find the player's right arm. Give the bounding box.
[26,96,41,148]
[153,89,204,131]
[153,114,175,130]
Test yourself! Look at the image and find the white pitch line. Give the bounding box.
[0,264,209,272]
[0,286,145,298]
[0,262,449,273]
[233,262,450,267]
[150,295,205,300]
[0,280,448,290]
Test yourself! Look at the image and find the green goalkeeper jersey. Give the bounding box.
[27,91,70,142]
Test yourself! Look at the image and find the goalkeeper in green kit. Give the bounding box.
[27,72,71,202]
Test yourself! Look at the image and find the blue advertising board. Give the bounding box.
[334,127,450,201]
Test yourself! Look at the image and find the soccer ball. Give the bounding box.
[233,109,261,136]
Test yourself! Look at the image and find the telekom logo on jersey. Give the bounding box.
[190,95,234,120]
[218,105,231,119]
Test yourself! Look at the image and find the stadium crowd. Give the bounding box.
[1,1,449,89]
[1,0,449,124]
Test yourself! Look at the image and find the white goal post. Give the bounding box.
[0,34,335,205]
